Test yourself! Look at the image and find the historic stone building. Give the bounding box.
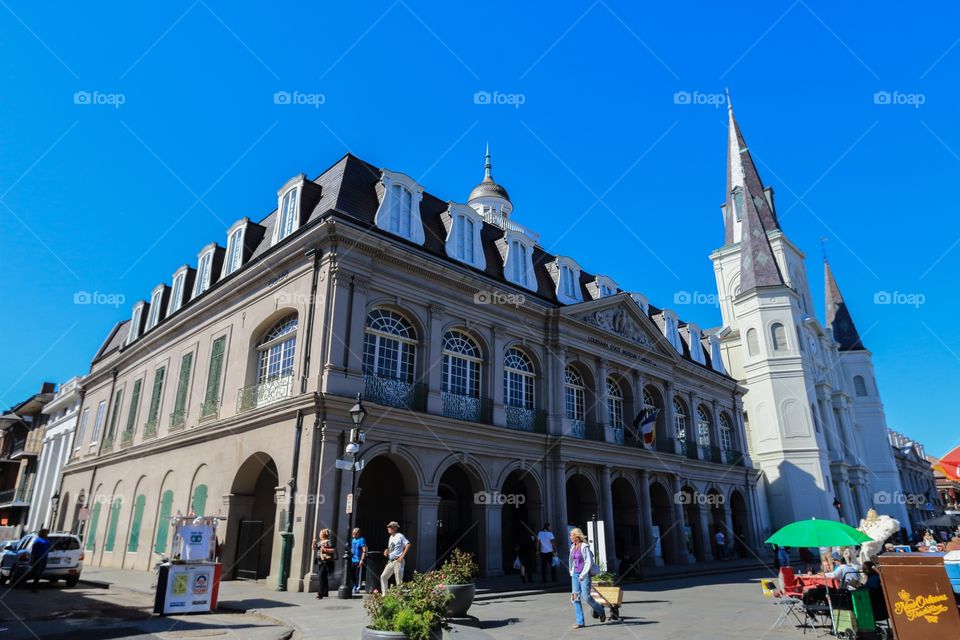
[58,147,761,589]
[886,430,940,530]
[710,100,910,534]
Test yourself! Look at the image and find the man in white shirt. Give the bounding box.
[380,521,411,593]
[537,522,557,583]
[826,559,860,589]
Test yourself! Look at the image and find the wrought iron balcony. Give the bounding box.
[143,419,158,440]
[504,405,547,433]
[724,449,746,466]
[363,375,427,411]
[441,392,491,423]
[611,426,625,445]
[563,419,603,442]
[237,373,294,413]
[200,398,220,421]
[655,436,677,455]
[685,440,700,460]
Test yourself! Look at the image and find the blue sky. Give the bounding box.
[1,2,957,457]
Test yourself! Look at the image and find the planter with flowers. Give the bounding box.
[363,570,451,640]
[437,549,478,618]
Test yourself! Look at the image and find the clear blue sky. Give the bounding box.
[1,2,957,457]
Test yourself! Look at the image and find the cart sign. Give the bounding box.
[155,563,222,615]
[878,554,960,639]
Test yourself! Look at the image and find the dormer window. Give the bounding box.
[223,223,245,276]
[587,275,618,300]
[193,247,215,298]
[146,286,164,330]
[168,267,187,316]
[374,169,425,244]
[501,231,535,290]
[550,257,583,304]
[127,302,145,344]
[276,186,299,243]
[662,310,683,354]
[686,323,706,364]
[443,204,485,269]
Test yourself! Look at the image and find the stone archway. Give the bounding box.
[436,464,482,566]
[499,468,543,578]
[566,473,599,532]
[226,454,279,580]
[729,490,750,558]
[355,455,415,559]
[611,478,640,577]
[649,482,676,564]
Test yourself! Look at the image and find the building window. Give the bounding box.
[193,250,214,298]
[389,184,413,237]
[561,267,577,298]
[771,322,788,351]
[503,348,535,409]
[224,226,245,275]
[202,337,227,416]
[455,214,475,263]
[91,400,107,443]
[257,314,298,382]
[147,288,163,330]
[673,398,687,443]
[276,187,299,242]
[696,406,712,446]
[75,408,90,450]
[106,389,124,443]
[607,378,623,429]
[441,331,481,398]
[564,366,585,421]
[168,271,186,315]
[124,379,142,441]
[719,413,733,451]
[363,309,416,381]
[508,239,529,286]
[374,171,425,244]
[732,187,744,222]
[553,258,583,304]
[853,375,868,397]
[145,366,165,431]
[171,352,194,427]
[746,328,759,356]
[127,305,143,344]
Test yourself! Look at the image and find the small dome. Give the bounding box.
[468,144,510,204]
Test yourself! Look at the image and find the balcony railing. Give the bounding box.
[200,398,220,421]
[611,426,625,445]
[169,408,187,430]
[237,373,294,413]
[143,419,158,440]
[656,437,677,455]
[724,449,746,466]
[364,375,427,411]
[441,392,491,423]
[504,405,547,433]
[685,440,699,460]
[564,419,603,442]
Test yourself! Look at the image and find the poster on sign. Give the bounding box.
[156,563,221,615]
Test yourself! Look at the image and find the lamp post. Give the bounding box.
[337,394,367,599]
[50,492,60,530]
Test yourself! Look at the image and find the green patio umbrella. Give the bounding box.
[765,518,873,547]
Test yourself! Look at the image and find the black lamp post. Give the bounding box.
[337,394,367,599]
[50,492,60,530]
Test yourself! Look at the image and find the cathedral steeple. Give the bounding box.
[824,259,865,351]
[724,93,780,244]
[468,143,512,216]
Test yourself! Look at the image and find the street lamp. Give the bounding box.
[50,492,60,530]
[337,394,366,599]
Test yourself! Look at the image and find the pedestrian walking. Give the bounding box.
[314,528,336,599]
[568,527,605,629]
[776,545,790,570]
[351,528,367,594]
[29,529,51,592]
[714,530,726,559]
[537,522,557,583]
[380,521,411,593]
[513,532,534,584]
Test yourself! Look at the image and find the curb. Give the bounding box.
[218,603,301,640]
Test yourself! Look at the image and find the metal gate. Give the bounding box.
[234,520,264,580]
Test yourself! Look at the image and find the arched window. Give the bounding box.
[643,388,656,409]
[257,314,297,383]
[719,413,734,451]
[363,309,417,382]
[276,186,300,242]
[771,323,788,351]
[564,366,585,421]
[696,406,712,446]
[606,378,624,429]
[853,375,868,397]
[441,331,481,397]
[503,348,535,409]
[746,328,759,356]
[673,398,687,443]
[389,184,414,237]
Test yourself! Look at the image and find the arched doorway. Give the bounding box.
[356,456,408,560]
[649,482,676,564]
[500,469,542,577]
[611,478,640,577]
[730,490,750,558]
[566,473,598,532]
[707,488,725,559]
[436,464,480,566]
[229,454,279,580]
[680,486,702,562]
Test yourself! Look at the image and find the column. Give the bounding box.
[819,396,843,459]
[550,461,569,557]
[478,503,503,577]
[596,358,610,441]
[664,382,680,455]
[599,466,616,572]
[345,276,370,377]
[307,425,342,590]
[839,474,856,525]
[490,325,506,427]
[548,346,567,436]
[697,504,714,563]
[723,504,735,558]
[411,495,440,574]
[426,305,445,414]
[638,470,658,567]
[670,476,691,563]
[746,483,762,552]
[323,268,360,397]
[687,391,700,459]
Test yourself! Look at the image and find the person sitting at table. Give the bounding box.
[920,530,939,552]
[826,557,860,589]
[861,561,888,621]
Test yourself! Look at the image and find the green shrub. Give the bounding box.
[437,548,478,585]
[365,570,451,640]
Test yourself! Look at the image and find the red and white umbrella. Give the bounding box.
[939,445,960,482]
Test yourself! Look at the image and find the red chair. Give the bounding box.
[780,566,803,598]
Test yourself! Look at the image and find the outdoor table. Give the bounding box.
[877,553,960,639]
[795,574,839,591]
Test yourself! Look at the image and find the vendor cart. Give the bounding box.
[590,584,622,620]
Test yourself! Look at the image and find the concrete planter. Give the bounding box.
[442,583,476,618]
[361,627,442,640]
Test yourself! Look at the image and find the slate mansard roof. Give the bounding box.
[94,152,729,379]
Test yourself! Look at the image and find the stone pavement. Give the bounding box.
[77,565,801,639]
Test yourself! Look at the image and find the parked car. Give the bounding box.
[0,532,84,587]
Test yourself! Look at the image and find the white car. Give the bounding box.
[0,532,84,587]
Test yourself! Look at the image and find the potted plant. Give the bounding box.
[594,570,616,586]
[437,548,479,618]
[363,571,451,640]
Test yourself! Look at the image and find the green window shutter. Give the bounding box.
[104,498,122,552]
[154,490,174,554]
[174,353,193,414]
[125,379,142,434]
[191,484,208,517]
[147,367,165,424]
[204,338,226,404]
[85,502,102,551]
[127,495,146,552]
[108,390,124,439]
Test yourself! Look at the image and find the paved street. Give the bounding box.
[0,566,803,639]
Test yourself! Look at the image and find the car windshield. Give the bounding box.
[49,537,80,551]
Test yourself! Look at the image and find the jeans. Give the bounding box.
[380,558,404,593]
[571,574,603,626]
[317,560,331,596]
[353,561,363,591]
[540,552,556,582]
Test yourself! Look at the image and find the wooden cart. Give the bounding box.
[591,585,623,620]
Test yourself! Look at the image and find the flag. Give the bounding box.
[630,407,660,449]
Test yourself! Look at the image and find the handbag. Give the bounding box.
[513,556,522,570]
[551,555,560,568]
